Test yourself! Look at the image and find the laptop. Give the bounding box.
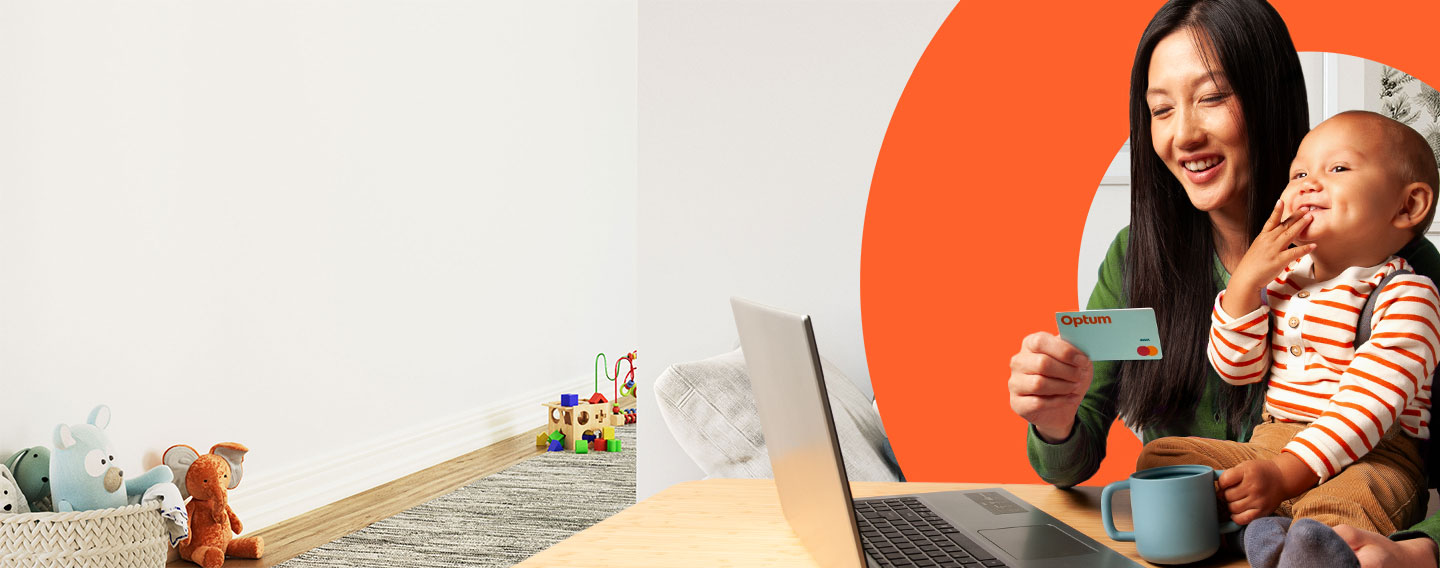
[731,297,1140,568]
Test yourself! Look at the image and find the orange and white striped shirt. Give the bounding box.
[1208,255,1438,482]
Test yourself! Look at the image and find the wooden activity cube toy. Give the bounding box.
[543,400,613,451]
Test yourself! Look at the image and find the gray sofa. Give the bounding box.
[653,347,904,482]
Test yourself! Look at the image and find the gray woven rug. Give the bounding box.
[278,425,636,567]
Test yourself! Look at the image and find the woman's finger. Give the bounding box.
[1024,332,1089,367]
[1009,391,1077,415]
[1331,524,1395,568]
[1331,524,1371,549]
[1011,373,1083,396]
[1013,351,1084,383]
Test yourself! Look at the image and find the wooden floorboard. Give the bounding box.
[169,426,547,567]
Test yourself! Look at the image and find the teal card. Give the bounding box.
[1055,308,1163,361]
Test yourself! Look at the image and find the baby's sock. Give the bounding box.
[1244,516,1290,568]
[1276,519,1358,568]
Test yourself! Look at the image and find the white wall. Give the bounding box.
[637,0,954,500]
[0,1,637,529]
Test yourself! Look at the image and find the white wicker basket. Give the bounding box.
[0,501,168,568]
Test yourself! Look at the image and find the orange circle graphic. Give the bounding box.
[862,0,1440,485]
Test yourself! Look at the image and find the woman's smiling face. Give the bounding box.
[1147,28,1252,215]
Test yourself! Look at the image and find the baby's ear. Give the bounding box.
[1396,181,1435,231]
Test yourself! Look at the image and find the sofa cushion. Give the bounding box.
[654,347,903,482]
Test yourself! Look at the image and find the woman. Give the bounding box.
[1003,0,1440,566]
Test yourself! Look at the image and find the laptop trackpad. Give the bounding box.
[978,525,1096,559]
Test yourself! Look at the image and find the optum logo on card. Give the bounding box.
[1059,314,1112,327]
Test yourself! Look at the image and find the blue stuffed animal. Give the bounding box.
[51,405,174,512]
[5,446,51,512]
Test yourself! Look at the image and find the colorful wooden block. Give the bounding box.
[547,439,563,452]
[560,393,580,407]
[536,433,548,447]
[544,399,611,451]
[607,439,621,452]
[575,442,589,454]
[592,438,606,451]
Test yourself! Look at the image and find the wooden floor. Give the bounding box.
[168,426,547,568]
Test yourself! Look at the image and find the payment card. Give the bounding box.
[1055,308,1163,361]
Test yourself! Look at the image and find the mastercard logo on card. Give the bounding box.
[1055,308,1164,361]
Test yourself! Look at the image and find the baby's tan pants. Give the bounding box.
[1135,418,1426,534]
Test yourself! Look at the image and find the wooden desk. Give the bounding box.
[518,479,1247,567]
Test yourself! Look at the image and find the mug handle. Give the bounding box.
[1101,480,1135,542]
[1213,469,1241,534]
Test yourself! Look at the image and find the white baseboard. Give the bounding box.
[229,378,582,532]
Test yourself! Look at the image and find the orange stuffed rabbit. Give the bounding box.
[165,443,264,568]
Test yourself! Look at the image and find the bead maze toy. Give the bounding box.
[538,351,639,454]
[598,351,638,424]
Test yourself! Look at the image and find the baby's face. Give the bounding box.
[1281,116,1406,247]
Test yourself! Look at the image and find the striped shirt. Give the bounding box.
[1208,255,1438,482]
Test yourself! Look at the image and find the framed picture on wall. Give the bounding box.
[1368,64,1440,156]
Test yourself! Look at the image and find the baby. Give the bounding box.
[1137,111,1440,565]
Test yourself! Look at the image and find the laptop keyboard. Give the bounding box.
[854,497,1008,568]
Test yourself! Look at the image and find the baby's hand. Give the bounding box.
[1216,459,1287,525]
[1220,201,1316,318]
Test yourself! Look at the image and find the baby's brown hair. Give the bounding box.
[1336,110,1439,236]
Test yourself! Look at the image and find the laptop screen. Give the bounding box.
[731,297,866,568]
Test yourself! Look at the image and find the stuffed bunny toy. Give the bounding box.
[0,465,29,514]
[165,443,263,568]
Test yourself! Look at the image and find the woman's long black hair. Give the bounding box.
[1119,0,1308,435]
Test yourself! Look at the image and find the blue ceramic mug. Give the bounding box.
[1101,465,1241,564]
